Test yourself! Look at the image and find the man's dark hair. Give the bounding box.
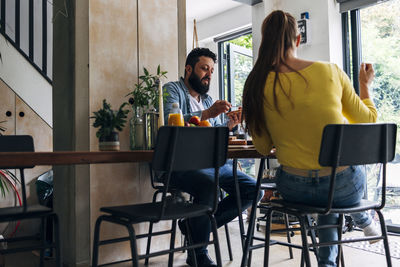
[185,48,217,75]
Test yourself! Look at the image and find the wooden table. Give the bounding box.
[0,144,269,263]
[0,145,264,167]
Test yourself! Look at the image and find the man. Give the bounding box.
[163,48,263,267]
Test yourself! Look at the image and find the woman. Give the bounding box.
[242,10,378,267]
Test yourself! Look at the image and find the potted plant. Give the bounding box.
[126,65,167,150]
[91,99,129,151]
[126,65,168,111]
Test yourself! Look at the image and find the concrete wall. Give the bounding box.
[53,0,182,265]
[89,0,179,264]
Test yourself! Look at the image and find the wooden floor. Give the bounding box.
[3,219,400,266]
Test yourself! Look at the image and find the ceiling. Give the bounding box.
[186,0,242,22]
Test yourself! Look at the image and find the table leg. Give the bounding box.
[233,159,245,247]
[240,158,266,267]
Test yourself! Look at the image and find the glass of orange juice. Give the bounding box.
[168,113,184,126]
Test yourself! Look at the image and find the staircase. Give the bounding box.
[0,0,53,127]
[1,0,53,82]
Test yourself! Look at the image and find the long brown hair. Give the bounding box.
[242,10,299,136]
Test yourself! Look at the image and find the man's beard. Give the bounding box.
[188,72,210,95]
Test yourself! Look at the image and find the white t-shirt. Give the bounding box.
[188,94,205,113]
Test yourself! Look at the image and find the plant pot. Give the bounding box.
[99,132,120,151]
[130,107,145,150]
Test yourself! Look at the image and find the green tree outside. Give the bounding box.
[361,0,400,223]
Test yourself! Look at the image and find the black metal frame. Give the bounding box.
[240,158,306,267]
[342,9,362,94]
[28,0,33,60]
[0,0,5,35]
[42,0,47,74]
[343,5,400,234]
[341,12,350,76]
[0,0,51,83]
[144,162,234,264]
[0,135,61,267]
[246,123,396,267]
[92,126,229,267]
[216,27,252,115]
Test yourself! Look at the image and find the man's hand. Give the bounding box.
[227,112,241,130]
[201,100,231,120]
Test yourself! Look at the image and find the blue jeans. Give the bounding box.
[276,166,371,267]
[170,161,263,255]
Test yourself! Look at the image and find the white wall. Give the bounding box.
[201,41,219,101]
[0,34,52,127]
[187,4,252,101]
[187,0,344,102]
[253,0,343,66]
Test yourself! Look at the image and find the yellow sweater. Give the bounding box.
[252,62,377,169]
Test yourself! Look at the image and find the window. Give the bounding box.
[343,0,400,231]
[218,32,253,108]
[217,31,255,176]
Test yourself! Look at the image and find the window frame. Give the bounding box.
[215,28,252,106]
[342,3,400,234]
[342,9,362,94]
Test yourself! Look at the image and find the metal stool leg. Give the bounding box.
[92,216,104,267]
[52,214,62,267]
[299,216,312,267]
[39,217,45,267]
[223,223,233,261]
[185,219,198,267]
[337,214,344,267]
[210,214,222,267]
[233,159,245,247]
[168,220,177,267]
[263,208,273,267]
[377,210,392,267]
[125,223,139,267]
[219,188,233,261]
[144,190,161,265]
[284,213,294,259]
[240,158,265,267]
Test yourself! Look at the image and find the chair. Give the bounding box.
[92,126,229,267]
[241,159,299,267]
[261,123,396,267]
[0,135,61,267]
[144,164,234,264]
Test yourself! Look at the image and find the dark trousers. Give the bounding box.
[170,162,263,255]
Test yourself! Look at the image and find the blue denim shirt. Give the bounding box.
[163,77,223,126]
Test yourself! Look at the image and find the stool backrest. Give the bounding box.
[0,135,35,209]
[152,126,228,172]
[318,123,397,213]
[319,123,396,167]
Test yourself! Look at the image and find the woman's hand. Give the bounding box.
[359,63,374,100]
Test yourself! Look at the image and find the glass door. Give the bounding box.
[226,43,253,107]
[218,34,255,176]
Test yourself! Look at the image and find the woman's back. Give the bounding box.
[252,61,377,169]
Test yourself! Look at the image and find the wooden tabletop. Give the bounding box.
[0,145,267,167]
